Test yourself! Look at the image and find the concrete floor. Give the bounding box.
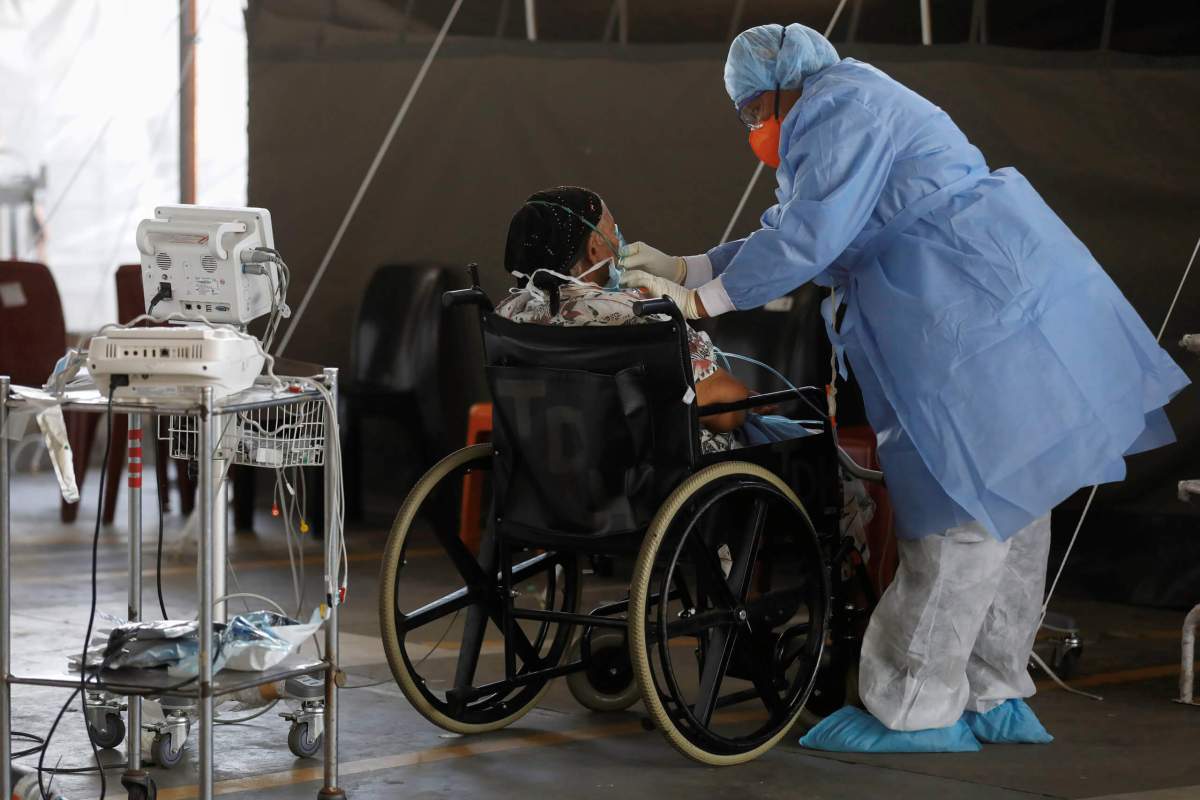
[5,466,1199,800]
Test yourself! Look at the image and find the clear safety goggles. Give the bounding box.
[737,91,767,129]
[736,88,780,130]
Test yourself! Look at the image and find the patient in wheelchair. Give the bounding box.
[498,186,875,547]
[498,186,752,454]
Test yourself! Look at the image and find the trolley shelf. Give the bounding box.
[1,370,346,800]
[8,657,329,698]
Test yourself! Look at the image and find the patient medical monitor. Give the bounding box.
[136,204,276,325]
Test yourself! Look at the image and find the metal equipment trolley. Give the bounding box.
[0,370,347,800]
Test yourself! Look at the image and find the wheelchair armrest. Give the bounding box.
[696,389,807,418]
[633,296,684,323]
[837,445,885,484]
[442,287,494,312]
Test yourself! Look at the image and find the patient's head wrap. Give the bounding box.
[505,186,603,275]
[724,23,839,108]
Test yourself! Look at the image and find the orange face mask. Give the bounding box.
[748,115,782,168]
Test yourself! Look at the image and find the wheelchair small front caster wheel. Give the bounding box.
[567,630,639,712]
[1052,644,1083,680]
[120,769,157,800]
[87,712,126,749]
[151,732,185,769]
[288,721,324,759]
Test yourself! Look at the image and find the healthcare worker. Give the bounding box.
[619,23,1190,752]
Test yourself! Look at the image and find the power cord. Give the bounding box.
[10,730,46,759]
[154,432,169,620]
[145,281,172,316]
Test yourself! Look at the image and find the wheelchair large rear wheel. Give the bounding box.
[629,462,829,765]
[379,444,580,733]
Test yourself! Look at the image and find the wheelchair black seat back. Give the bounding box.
[484,312,697,545]
[378,274,873,766]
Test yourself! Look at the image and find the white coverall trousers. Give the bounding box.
[858,513,1052,731]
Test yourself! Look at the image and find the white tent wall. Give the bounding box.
[0,0,247,332]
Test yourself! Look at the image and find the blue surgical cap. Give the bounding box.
[724,23,840,108]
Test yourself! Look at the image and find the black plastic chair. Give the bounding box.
[341,263,467,520]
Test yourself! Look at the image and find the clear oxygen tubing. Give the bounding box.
[711,346,825,424]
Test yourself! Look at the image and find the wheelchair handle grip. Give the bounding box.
[633,296,683,321]
[442,287,494,312]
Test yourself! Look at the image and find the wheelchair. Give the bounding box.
[378,270,881,765]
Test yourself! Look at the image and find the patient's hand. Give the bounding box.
[696,368,751,433]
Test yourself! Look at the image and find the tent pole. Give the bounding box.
[495,0,510,38]
[1100,0,1116,50]
[524,0,537,41]
[617,0,629,44]
[180,0,197,204]
[919,0,932,45]
[602,1,617,42]
[727,0,747,41]
[847,0,864,43]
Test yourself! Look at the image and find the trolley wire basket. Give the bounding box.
[163,399,326,468]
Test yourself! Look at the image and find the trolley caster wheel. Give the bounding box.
[288,722,324,759]
[151,732,185,769]
[121,769,157,800]
[567,630,639,712]
[87,713,126,750]
[1052,645,1083,680]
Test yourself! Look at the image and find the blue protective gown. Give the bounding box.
[706,59,1189,541]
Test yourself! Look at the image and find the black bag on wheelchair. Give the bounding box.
[483,314,697,544]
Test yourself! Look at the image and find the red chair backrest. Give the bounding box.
[115,263,145,324]
[0,260,67,386]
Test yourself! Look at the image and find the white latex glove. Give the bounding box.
[619,241,687,284]
[620,270,702,319]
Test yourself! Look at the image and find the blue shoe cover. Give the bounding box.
[962,699,1053,744]
[800,707,981,753]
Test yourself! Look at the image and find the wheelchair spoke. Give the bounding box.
[431,524,491,590]
[453,602,490,690]
[728,497,767,604]
[687,534,740,612]
[400,586,475,631]
[747,637,786,716]
[693,626,739,727]
[666,607,736,639]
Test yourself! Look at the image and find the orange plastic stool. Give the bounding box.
[459,403,493,554]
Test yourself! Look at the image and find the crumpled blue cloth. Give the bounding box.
[724,23,840,108]
[800,706,981,753]
[963,699,1053,744]
[738,412,818,446]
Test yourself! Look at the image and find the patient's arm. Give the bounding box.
[696,367,750,433]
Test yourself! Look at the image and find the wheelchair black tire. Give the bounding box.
[379,444,580,734]
[629,461,830,766]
